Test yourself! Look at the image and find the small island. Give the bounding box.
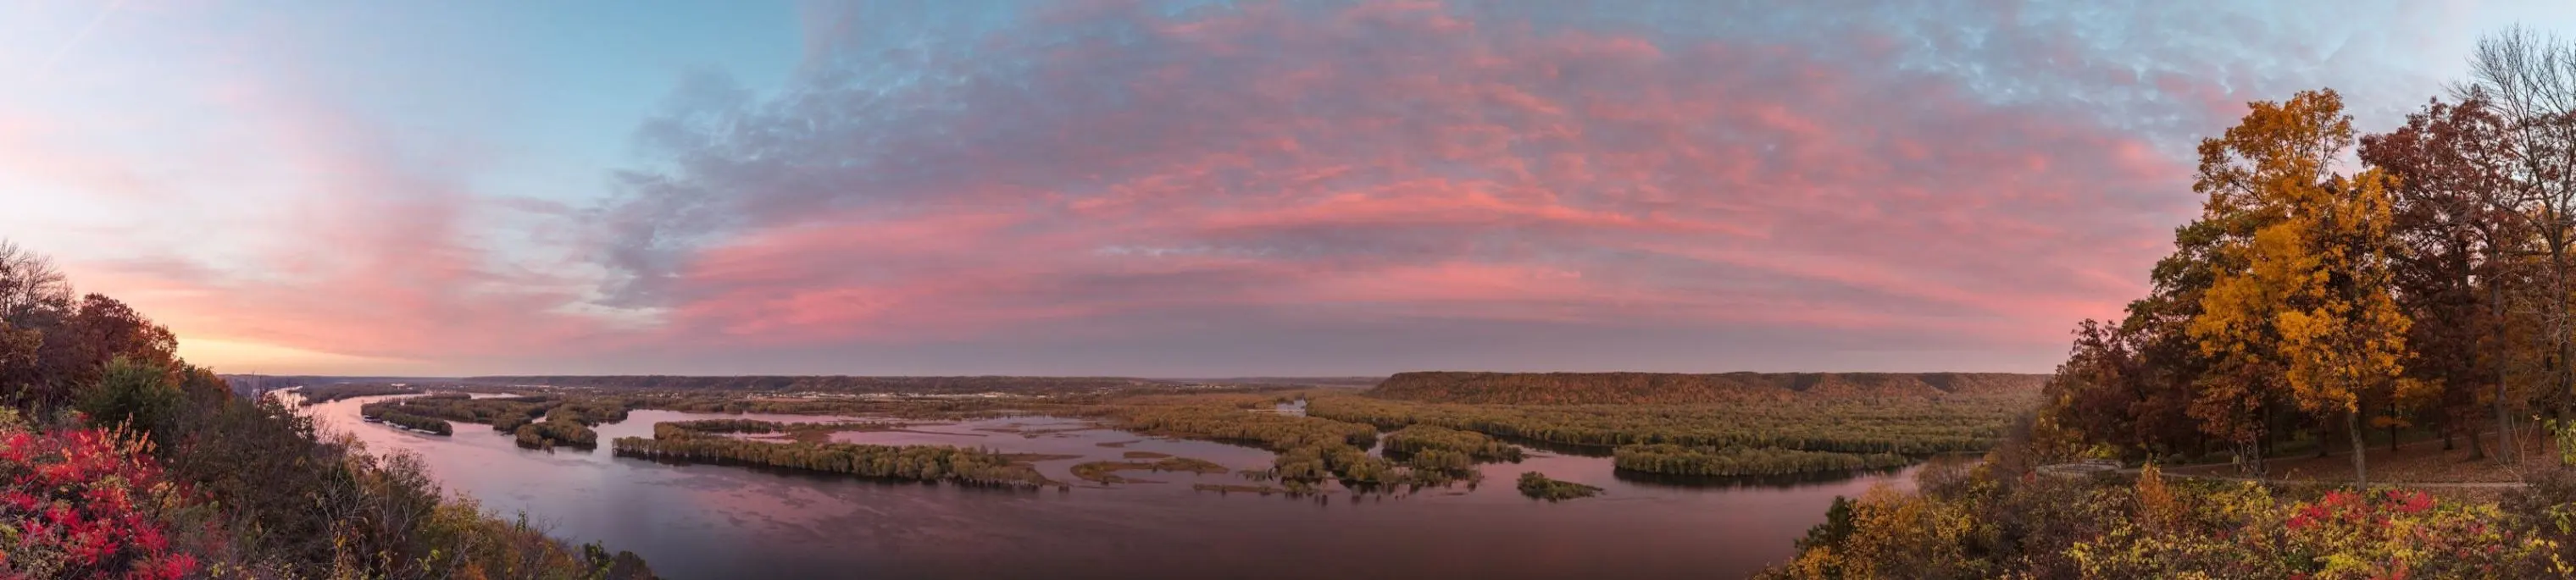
[1515,472,1601,501]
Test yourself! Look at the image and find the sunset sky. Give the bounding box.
[3,0,2567,377]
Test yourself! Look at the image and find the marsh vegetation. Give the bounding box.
[1515,472,1602,501]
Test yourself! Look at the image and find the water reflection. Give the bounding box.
[296,394,1928,580]
[1610,465,1912,489]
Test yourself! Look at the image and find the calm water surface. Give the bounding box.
[300,395,1924,580]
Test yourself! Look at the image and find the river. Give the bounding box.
[299,394,1926,580]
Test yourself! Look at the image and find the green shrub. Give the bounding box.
[74,356,182,442]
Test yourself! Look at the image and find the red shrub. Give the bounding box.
[0,427,201,580]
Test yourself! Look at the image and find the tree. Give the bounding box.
[0,322,37,407]
[40,293,180,405]
[2190,89,2412,486]
[75,356,184,441]
[2359,94,2527,463]
[2456,28,2576,419]
[0,240,71,329]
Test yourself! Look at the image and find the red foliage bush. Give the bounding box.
[0,428,201,580]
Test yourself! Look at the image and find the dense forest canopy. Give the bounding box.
[2029,66,2576,483]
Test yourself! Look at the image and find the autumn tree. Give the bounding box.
[2190,89,2412,486]
[2457,28,2576,417]
[0,322,37,407]
[2040,315,2204,461]
[2359,94,2529,463]
[0,240,71,328]
[0,240,72,407]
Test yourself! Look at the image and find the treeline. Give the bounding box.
[2037,35,2576,483]
[611,433,1054,489]
[630,393,1033,418]
[296,383,422,403]
[651,418,908,443]
[1368,372,2045,405]
[0,240,654,579]
[652,418,784,435]
[469,375,1169,395]
[1611,444,1908,477]
[1383,424,1524,462]
[1111,405,1380,450]
[369,410,454,435]
[1308,394,2013,455]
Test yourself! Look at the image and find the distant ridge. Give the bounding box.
[1365,372,2048,405]
[462,375,1169,394]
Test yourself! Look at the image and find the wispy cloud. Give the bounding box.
[6,0,2531,374]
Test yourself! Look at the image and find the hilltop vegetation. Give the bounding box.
[1368,372,2044,405]
[0,241,655,579]
[1773,35,2576,577]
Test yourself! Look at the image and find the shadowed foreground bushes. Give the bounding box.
[0,241,656,579]
[1760,459,2576,579]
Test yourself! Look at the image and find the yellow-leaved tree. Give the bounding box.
[2189,89,2411,487]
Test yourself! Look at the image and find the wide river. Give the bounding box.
[301,394,1925,579]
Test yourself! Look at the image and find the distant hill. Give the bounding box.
[462,375,1187,395]
[1180,377,1386,389]
[1364,372,2048,405]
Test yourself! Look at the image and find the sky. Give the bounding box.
[3,0,2570,378]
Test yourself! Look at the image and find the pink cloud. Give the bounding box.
[56,88,621,365]
[598,0,2200,359]
[40,0,2395,374]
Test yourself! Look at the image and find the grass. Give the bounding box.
[1070,456,1231,483]
[1192,483,1293,495]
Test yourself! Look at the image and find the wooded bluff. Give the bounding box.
[1367,372,2046,405]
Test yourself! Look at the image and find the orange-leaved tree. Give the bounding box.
[2189,88,2412,486]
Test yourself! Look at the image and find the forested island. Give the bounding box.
[1515,472,1602,501]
